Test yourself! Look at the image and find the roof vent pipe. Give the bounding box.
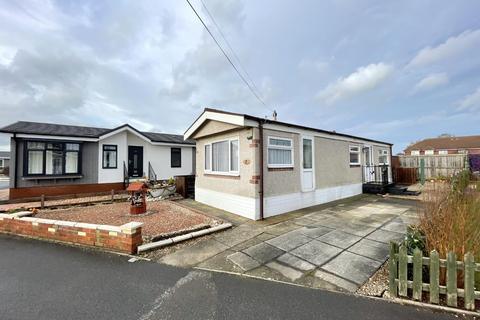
[272,110,277,121]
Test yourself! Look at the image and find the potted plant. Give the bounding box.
[148,177,176,198]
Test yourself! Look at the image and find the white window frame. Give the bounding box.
[204,137,240,176]
[349,145,361,165]
[378,149,389,165]
[411,150,420,156]
[438,150,448,155]
[267,136,294,168]
[424,150,434,155]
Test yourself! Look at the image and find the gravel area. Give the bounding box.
[34,201,220,239]
[356,261,389,297]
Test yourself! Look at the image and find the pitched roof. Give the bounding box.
[405,135,480,152]
[0,121,109,138]
[0,121,194,145]
[185,108,392,146]
[0,151,9,158]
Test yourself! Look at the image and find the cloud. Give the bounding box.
[413,73,449,93]
[457,87,480,111]
[298,58,328,73]
[316,63,393,105]
[408,29,480,68]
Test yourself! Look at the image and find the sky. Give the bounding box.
[0,0,479,154]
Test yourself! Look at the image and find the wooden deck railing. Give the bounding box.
[389,242,479,310]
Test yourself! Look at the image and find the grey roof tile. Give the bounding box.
[0,121,194,145]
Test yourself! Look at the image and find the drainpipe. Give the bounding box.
[258,121,264,220]
[389,144,393,184]
[13,133,17,189]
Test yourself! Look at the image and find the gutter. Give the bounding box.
[258,121,264,220]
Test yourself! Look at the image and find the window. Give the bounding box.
[349,145,360,165]
[204,138,239,174]
[268,137,293,168]
[378,149,389,165]
[411,150,420,156]
[102,145,117,169]
[230,140,239,172]
[171,148,181,168]
[425,150,434,155]
[303,139,312,169]
[25,141,81,176]
[438,150,448,155]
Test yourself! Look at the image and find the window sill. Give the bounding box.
[22,175,83,181]
[204,173,240,179]
[349,164,361,167]
[267,165,294,169]
[268,167,294,172]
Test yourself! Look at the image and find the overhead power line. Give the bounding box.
[185,0,272,111]
[198,0,264,103]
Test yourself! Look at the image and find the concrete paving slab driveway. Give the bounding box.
[152,195,418,293]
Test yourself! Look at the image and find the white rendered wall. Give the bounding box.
[98,131,194,183]
[98,131,127,183]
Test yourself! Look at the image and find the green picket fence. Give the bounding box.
[389,242,480,311]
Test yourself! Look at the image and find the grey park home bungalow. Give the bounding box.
[0,121,195,200]
[184,108,393,220]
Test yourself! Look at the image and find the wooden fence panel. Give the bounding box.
[413,249,422,300]
[464,253,475,310]
[446,252,458,307]
[430,250,440,304]
[398,154,467,179]
[393,167,418,184]
[390,243,479,311]
[399,245,408,297]
[389,242,398,297]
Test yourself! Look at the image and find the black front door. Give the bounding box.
[128,146,143,178]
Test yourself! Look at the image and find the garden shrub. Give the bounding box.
[419,170,480,287]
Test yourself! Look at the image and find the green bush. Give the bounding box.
[403,225,427,255]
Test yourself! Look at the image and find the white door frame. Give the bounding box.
[300,135,315,192]
[363,145,374,182]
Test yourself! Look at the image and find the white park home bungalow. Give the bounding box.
[185,108,393,220]
[0,121,195,200]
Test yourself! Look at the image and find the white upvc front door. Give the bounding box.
[301,136,315,192]
[363,145,375,182]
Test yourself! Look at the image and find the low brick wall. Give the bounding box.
[0,212,143,254]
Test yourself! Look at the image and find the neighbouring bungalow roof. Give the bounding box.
[0,151,9,158]
[0,121,195,145]
[185,108,393,146]
[405,135,480,152]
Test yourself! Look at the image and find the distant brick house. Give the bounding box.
[404,135,480,156]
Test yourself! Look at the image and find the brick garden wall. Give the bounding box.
[0,212,142,254]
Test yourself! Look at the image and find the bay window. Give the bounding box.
[25,140,81,176]
[267,137,293,168]
[204,138,239,174]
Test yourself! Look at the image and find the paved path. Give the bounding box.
[0,234,458,320]
[148,195,418,292]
